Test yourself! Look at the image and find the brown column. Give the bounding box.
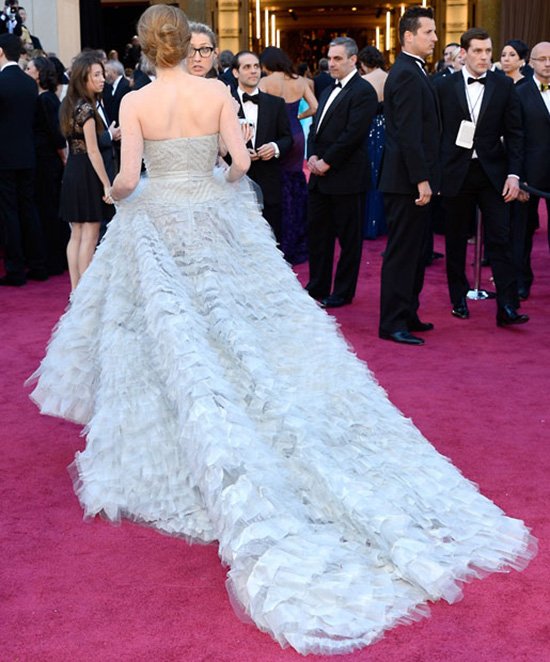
[474,0,502,51]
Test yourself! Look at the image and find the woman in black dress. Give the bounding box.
[59,51,113,290]
[26,56,69,275]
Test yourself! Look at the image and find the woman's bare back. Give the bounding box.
[131,69,230,139]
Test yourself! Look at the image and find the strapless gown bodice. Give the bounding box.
[138,135,223,203]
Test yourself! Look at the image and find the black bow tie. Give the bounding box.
[467,77,486,85]
[332,80,342,89]
[242,92,259,104]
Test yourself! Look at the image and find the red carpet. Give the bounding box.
[1,208,549,661]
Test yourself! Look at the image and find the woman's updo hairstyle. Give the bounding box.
[137,4,190,69]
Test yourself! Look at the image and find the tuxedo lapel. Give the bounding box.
[312,85,333,133]
[317,86,350,135]
[529,80,550,123]
[232,90,245,119]
[453,73,470,119]
[476,73,495,127]
[316,74,361,136]
[254,92,267,146]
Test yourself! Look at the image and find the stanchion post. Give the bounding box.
[467,207,495,300]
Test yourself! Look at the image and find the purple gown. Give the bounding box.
[280,99,309,265]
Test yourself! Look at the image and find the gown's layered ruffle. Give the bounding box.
[28,136,536,655]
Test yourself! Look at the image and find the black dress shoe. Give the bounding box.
[27,270,49,281]
[0,275,26,286]
[517,286,530,301]
[496,305,529,327]
[409,320,434,332]
[379,330,425,345]
[321,295,352,308]
[451,300,469,319]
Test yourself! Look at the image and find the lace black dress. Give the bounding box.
[59,100,114,224]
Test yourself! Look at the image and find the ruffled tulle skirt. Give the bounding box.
[28,169,536,655]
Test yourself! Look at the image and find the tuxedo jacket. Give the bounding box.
[435,70,523,197]
[313,71,332,100]
[96,103,116,183]
[307,72,378,195]
[517,77,550,192]
[218,68,237,93]
[232,89,292,205]
[378,52,441,196]
[0,64,37,169]
[103,77,130,125]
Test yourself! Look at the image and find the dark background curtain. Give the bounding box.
[501,0,550,49]
[80,0,104,51]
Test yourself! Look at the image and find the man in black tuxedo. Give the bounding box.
[218,49,237,92]
[517,41,550,299]
[0,1,21,36]
[435,27,528,328]
[378,7,440,344]
[306,37,377,309]
[313,58,332,100]
[103,59,130,126]
[0,33,46,285]
[232,51,292,244]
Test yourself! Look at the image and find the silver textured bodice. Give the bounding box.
[140,134,222,204]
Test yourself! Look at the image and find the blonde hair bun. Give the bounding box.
[138,4,190,69]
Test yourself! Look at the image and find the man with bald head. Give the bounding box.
[516,41,550,300]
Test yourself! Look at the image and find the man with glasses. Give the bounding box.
[516,41,550,300]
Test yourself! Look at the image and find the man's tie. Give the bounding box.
[332,80,342,89]
[467,77,486,85]
[242,92,259,104]
[540,83,550,92]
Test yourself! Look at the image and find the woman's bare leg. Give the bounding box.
[67,223,83,291]
[77,222,101,285]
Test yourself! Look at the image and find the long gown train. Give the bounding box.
[28,135,535,656]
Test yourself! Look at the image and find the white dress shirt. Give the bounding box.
[237,87,279,156]
[237,87,259,146]
[462,66,486,124]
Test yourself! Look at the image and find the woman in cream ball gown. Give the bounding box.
[28,5,535,656]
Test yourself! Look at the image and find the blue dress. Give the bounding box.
[280,99,309,265]
[363,103,387,239]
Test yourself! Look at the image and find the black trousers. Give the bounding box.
[521,195,550,290]
[509,199,529,291]
[307,189,364,302]
[379,193,431,334]
[443,160,516,309]
[0,168,46,281]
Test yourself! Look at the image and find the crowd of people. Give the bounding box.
[1,4,549,344]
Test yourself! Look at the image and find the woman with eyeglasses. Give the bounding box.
[186,22,218,78]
